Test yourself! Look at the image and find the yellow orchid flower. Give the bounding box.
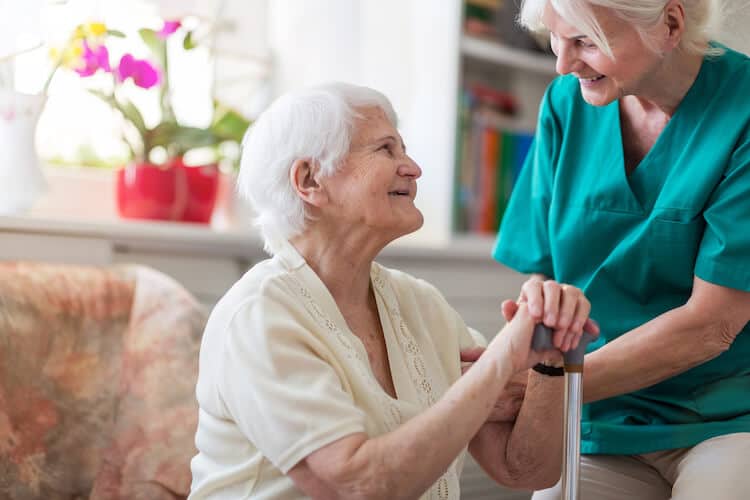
[87,22,107,37]
[48,39,85,69]
[73,25,86,40]
[72,22,108,41]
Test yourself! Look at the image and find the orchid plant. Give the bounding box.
[47,20,250,165]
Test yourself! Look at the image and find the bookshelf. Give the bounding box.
[461,34,557,76]
[452,1,557,237]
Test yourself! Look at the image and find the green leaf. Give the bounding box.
[146,121,177,146]
[87,89,142,159]
[211,102,251,143]
[117,99,148,137]
[88,88,115,105]
[147,122,218,156]
[106,29,126,38]
[89,89,148,136]
[138,28,166,66]
[172,127,218,151]
[183,30,197,50]
[146,122,179,157]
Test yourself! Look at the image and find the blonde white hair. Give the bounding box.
[237,82,397,255]
[518,0,725,58]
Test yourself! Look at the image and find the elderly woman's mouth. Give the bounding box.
[388,189,411,196]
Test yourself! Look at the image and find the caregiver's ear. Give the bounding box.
[662,0,687,49]
[290,158,328,206]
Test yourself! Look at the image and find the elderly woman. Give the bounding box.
[189,83,598,499]
[493,0,750,499]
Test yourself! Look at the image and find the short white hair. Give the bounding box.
[519,0,724,58]
[237,82,398,255]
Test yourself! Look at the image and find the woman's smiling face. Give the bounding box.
[320,106,423,240]
[544,2,666,106]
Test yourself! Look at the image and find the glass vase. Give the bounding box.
[0,90,46,215]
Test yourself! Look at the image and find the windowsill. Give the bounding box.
[2,166,498,261]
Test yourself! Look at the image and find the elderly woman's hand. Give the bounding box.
[490,302,563,374]
[503,278,599,352]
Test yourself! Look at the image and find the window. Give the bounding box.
[7,0,269,166]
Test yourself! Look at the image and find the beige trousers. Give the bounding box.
[532,433,750,500]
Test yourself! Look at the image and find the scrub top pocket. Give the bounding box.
[643,216,704,290]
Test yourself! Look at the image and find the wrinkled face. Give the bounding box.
[543,2,665,106]
[322,106,423,240]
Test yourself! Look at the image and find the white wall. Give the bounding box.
[716,0,750,54]
[267,0,461,244]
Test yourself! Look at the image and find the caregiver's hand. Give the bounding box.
[502,278,600,352]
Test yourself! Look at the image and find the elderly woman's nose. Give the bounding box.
[398,159,422,178]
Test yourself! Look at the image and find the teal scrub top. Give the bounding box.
[493,44,750,455]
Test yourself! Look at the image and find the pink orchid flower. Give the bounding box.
[157,20,181,39]
[74,40,111,77]
[115,54,161,89]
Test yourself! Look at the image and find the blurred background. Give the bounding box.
[1,1,748,499]
[2,0,749,242]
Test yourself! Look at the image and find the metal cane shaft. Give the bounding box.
[531,325,596,500]
[562,372,583,500]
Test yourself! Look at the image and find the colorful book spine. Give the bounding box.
[453,85,535,234]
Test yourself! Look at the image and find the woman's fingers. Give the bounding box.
[569,292,591,350]
[583,317,600,335]
[520,279,544,319]
[460,347,485,375]
[460,347,486,363]
[501,299,518,322]
[539,279,568,349]
[557,285,588,352]
[516,277,597,352]
[552,327,567,350]
[506,302,539,372]
[556,285,582,350]
[542,280,561,327]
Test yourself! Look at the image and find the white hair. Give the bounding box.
[518,0,725,58]
[237,82,398,255]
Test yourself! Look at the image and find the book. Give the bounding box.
[453,84,535,233]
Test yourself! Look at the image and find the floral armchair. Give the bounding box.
[0,262,207,499]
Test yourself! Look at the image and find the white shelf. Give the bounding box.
[0,166,503,262]
[461,34,557,76]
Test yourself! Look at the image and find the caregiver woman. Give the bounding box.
[493,0,750,498]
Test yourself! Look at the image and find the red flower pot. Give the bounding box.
[173,157,220,224]
[116,162,184,221]
[116,159,219,224]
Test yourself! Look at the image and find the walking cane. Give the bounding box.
[532,324,596,500]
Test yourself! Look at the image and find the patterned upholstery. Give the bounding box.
[0,262,207,500]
